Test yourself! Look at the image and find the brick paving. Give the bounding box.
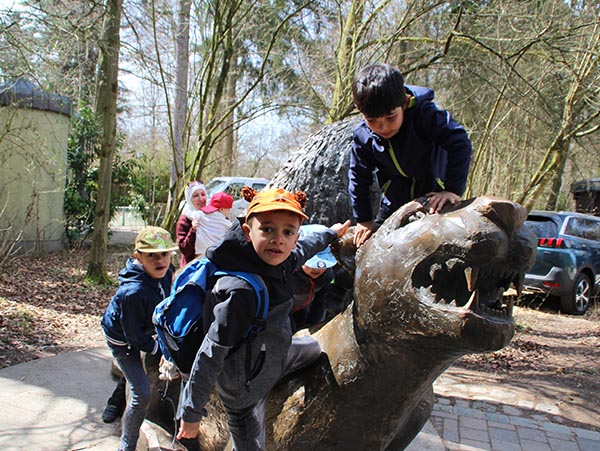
[430,388,600,451]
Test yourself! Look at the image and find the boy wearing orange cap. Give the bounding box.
[177,187,350,450]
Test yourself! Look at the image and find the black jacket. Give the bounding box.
[180,221,337,420]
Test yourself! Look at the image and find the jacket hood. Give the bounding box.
[118,258,155,286]
[206,221,285,280]
[405,84,434,103]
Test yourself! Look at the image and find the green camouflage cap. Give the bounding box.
[134,226,178,253]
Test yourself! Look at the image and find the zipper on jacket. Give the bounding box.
[293,278,315,312]
[388,140,416,200]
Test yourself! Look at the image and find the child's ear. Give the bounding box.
[133,250,141,260]
[241,223,251,242]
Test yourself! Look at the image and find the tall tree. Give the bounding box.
[0,1,103,104]
[170,0,192,206]
[518,10,600,210]
[453,1,600,209]
[87,0,123,283]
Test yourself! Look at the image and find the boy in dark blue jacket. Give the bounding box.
[349,63,472,246]
[291,224,338,331]
[177,187,349,450]
[101,226,178,451]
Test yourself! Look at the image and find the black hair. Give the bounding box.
[352,63,406,118]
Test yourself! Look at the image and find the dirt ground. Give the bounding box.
[1,248,599,430]
[450,303,600,431]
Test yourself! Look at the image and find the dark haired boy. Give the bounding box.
[349,63,472,246]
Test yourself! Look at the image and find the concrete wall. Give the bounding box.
[0,106,69,252]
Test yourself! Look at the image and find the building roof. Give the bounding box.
[0,78,72,117]
[570,178,600,193]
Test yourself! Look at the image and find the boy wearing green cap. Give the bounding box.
[101,226,178,451]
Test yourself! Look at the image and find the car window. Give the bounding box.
[524,217,558,238]
[205,179,227,197]
[251,182,267,191]
[564,217,600,241]
[226,183,245,199]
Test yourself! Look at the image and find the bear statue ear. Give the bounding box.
[241,186,256,202]
[385,198,430,231]
[330,227,358,277]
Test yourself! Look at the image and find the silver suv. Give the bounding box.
[205,176,269,201]
[205,176,270,220]
[523,211,600,314]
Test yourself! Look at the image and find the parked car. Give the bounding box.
[204,176,270,220]
[204,176,269,200]
[523,210,600,314]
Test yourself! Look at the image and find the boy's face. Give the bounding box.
[134,250,172,279]
[364,106,404,139]
[242,210,301,266]
[191,189,207,210]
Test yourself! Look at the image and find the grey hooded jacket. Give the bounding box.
[180,221,337,422]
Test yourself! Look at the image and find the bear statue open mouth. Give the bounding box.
[412,246,522,319]
[351,196,537,353]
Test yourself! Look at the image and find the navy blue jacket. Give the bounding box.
[101,258,172,354]
[291,268,334,331]
[349,85,472,223]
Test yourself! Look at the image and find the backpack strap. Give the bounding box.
[214,270,270,392]
[213,270,270,334]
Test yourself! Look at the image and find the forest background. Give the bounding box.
[1,0,599,282]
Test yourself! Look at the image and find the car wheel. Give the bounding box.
[560,273,592,315]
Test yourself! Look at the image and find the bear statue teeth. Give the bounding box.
[513,273,525,296]
[464,266,479,292]
[463,290,480,312]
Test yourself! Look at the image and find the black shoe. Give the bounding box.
[102,402,124,423]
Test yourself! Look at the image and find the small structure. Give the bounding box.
[0,78,72,252]
[570,178,600,216]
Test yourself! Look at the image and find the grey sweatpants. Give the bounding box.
[224,335,322,451]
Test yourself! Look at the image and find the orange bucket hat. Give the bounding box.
[242,186,308,221]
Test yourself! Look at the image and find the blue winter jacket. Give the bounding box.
[101,258,173,355]
[349,85,472,223]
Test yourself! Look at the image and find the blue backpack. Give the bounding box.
[153,257,269,374]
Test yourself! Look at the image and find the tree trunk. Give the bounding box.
[327,0,364,124]
[87,0,123,284]
[545,140,569,211]
[169,0,192,213]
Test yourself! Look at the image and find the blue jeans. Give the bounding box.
[225,336,322,451]
[109,345,151,451]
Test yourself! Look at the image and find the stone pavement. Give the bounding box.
[431,373,600,451]
[0,346,598,451]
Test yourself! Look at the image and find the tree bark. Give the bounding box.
[169,0,192,212]
[87,0,123,284]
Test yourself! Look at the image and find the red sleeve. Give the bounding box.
[176,215,196,266]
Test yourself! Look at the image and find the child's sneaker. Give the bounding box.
[102,401,124,423]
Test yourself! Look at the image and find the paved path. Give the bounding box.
[431,373,600,451]
[0,347,598,451]
[0,347,121,451]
